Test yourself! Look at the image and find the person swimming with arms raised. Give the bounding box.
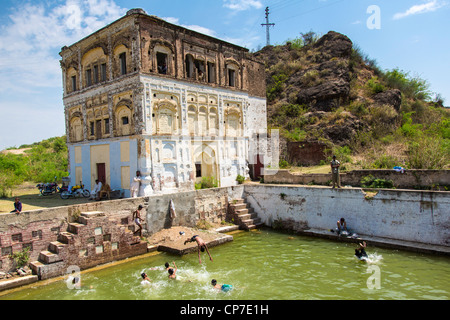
[168,261,177,279]
[355,241,368,260]
[184,235,213,264]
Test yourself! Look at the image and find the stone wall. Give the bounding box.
[264,169,450,189]
[0,186,245,275]
[244,184,450,246]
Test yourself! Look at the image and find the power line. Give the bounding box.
[261,6,275,46]
[272,0,346,24]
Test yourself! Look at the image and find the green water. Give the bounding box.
[1,229,449,300]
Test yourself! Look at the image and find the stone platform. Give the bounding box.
[146,226,234,256]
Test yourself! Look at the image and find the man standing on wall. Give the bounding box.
[330,155,341,189]
[130,170,141,198]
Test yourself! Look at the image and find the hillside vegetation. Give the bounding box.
[0,137,68,197]
[254,31,449,171]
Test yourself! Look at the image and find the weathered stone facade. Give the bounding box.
[60,8,267,196]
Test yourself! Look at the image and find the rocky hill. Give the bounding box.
[253,31,449,169]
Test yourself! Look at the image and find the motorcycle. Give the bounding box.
[60,182,90,199]
[36,177,61,196]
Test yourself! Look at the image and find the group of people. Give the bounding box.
[140,234,232,292]
[89,170,142,201]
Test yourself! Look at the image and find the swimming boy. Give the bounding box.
[211,279,232,292]
[355,241,368,260]
[184,235,213,264]
[168,261,177,279]
[141,272,151,285]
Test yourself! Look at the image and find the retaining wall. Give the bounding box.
[0,186,245,274]
[244,184,450,246]
[264,169,450,189]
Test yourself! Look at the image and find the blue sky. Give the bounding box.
[0,0,449,150]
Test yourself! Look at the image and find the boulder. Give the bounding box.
[373,89,402,111]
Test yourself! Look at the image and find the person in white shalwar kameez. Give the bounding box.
[130,170,141,198]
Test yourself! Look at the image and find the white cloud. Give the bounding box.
[0,0,126,92]
[393,0,446,20]
[223,0,263,11]
[162,17,217,37]
[0,0,127,149]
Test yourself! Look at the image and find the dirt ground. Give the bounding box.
[0,182,95,214]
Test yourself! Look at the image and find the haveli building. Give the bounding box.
[60,8,267,196]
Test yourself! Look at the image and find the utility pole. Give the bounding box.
[261,6,275,46]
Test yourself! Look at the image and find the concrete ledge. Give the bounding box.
[157,232,233,255]
[298,228,450,256]
[214,225,239,233]
[0,275,39,292]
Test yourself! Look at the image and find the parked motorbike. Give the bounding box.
[60,183,90,199]
[36,177,61,196]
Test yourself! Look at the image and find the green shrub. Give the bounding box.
[9,247,31,269]
[195,176,218,189]
[383,68,430,100]
[366,77,385,95]
[236,174,245,184]
[279,159,290,169]
[361,175,394,188]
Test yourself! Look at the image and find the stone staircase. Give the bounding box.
[229,198,264,230]
[30,210,147,280]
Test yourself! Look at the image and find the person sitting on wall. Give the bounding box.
[184,235,213,264]
[90,179,102,200]
[336,217,348,235]
[10,197,22,214]
[98,183,112,200]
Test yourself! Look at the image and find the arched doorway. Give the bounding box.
[193,144,217,184]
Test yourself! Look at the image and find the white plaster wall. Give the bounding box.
[244,184,450,246]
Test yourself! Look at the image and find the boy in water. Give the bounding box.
[211,279,232,292]
[141,272,151,286]
[355,241,368,260]
[184,235,213,264]
[168,261,177,279]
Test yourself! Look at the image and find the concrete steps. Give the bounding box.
[229,198,264,231]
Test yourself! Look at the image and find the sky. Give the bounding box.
[0,0,449,150]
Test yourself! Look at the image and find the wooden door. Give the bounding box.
[97,163,106,184]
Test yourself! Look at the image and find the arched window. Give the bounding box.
[113,44,130,78]
[115,105,132,136]
[153,44,173,75]
[225,60,240,88]
[70,117,83,142]
[152,99,180,135]
[66,67,78,93]
[81,47,108,88]
[225,107,242,137]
